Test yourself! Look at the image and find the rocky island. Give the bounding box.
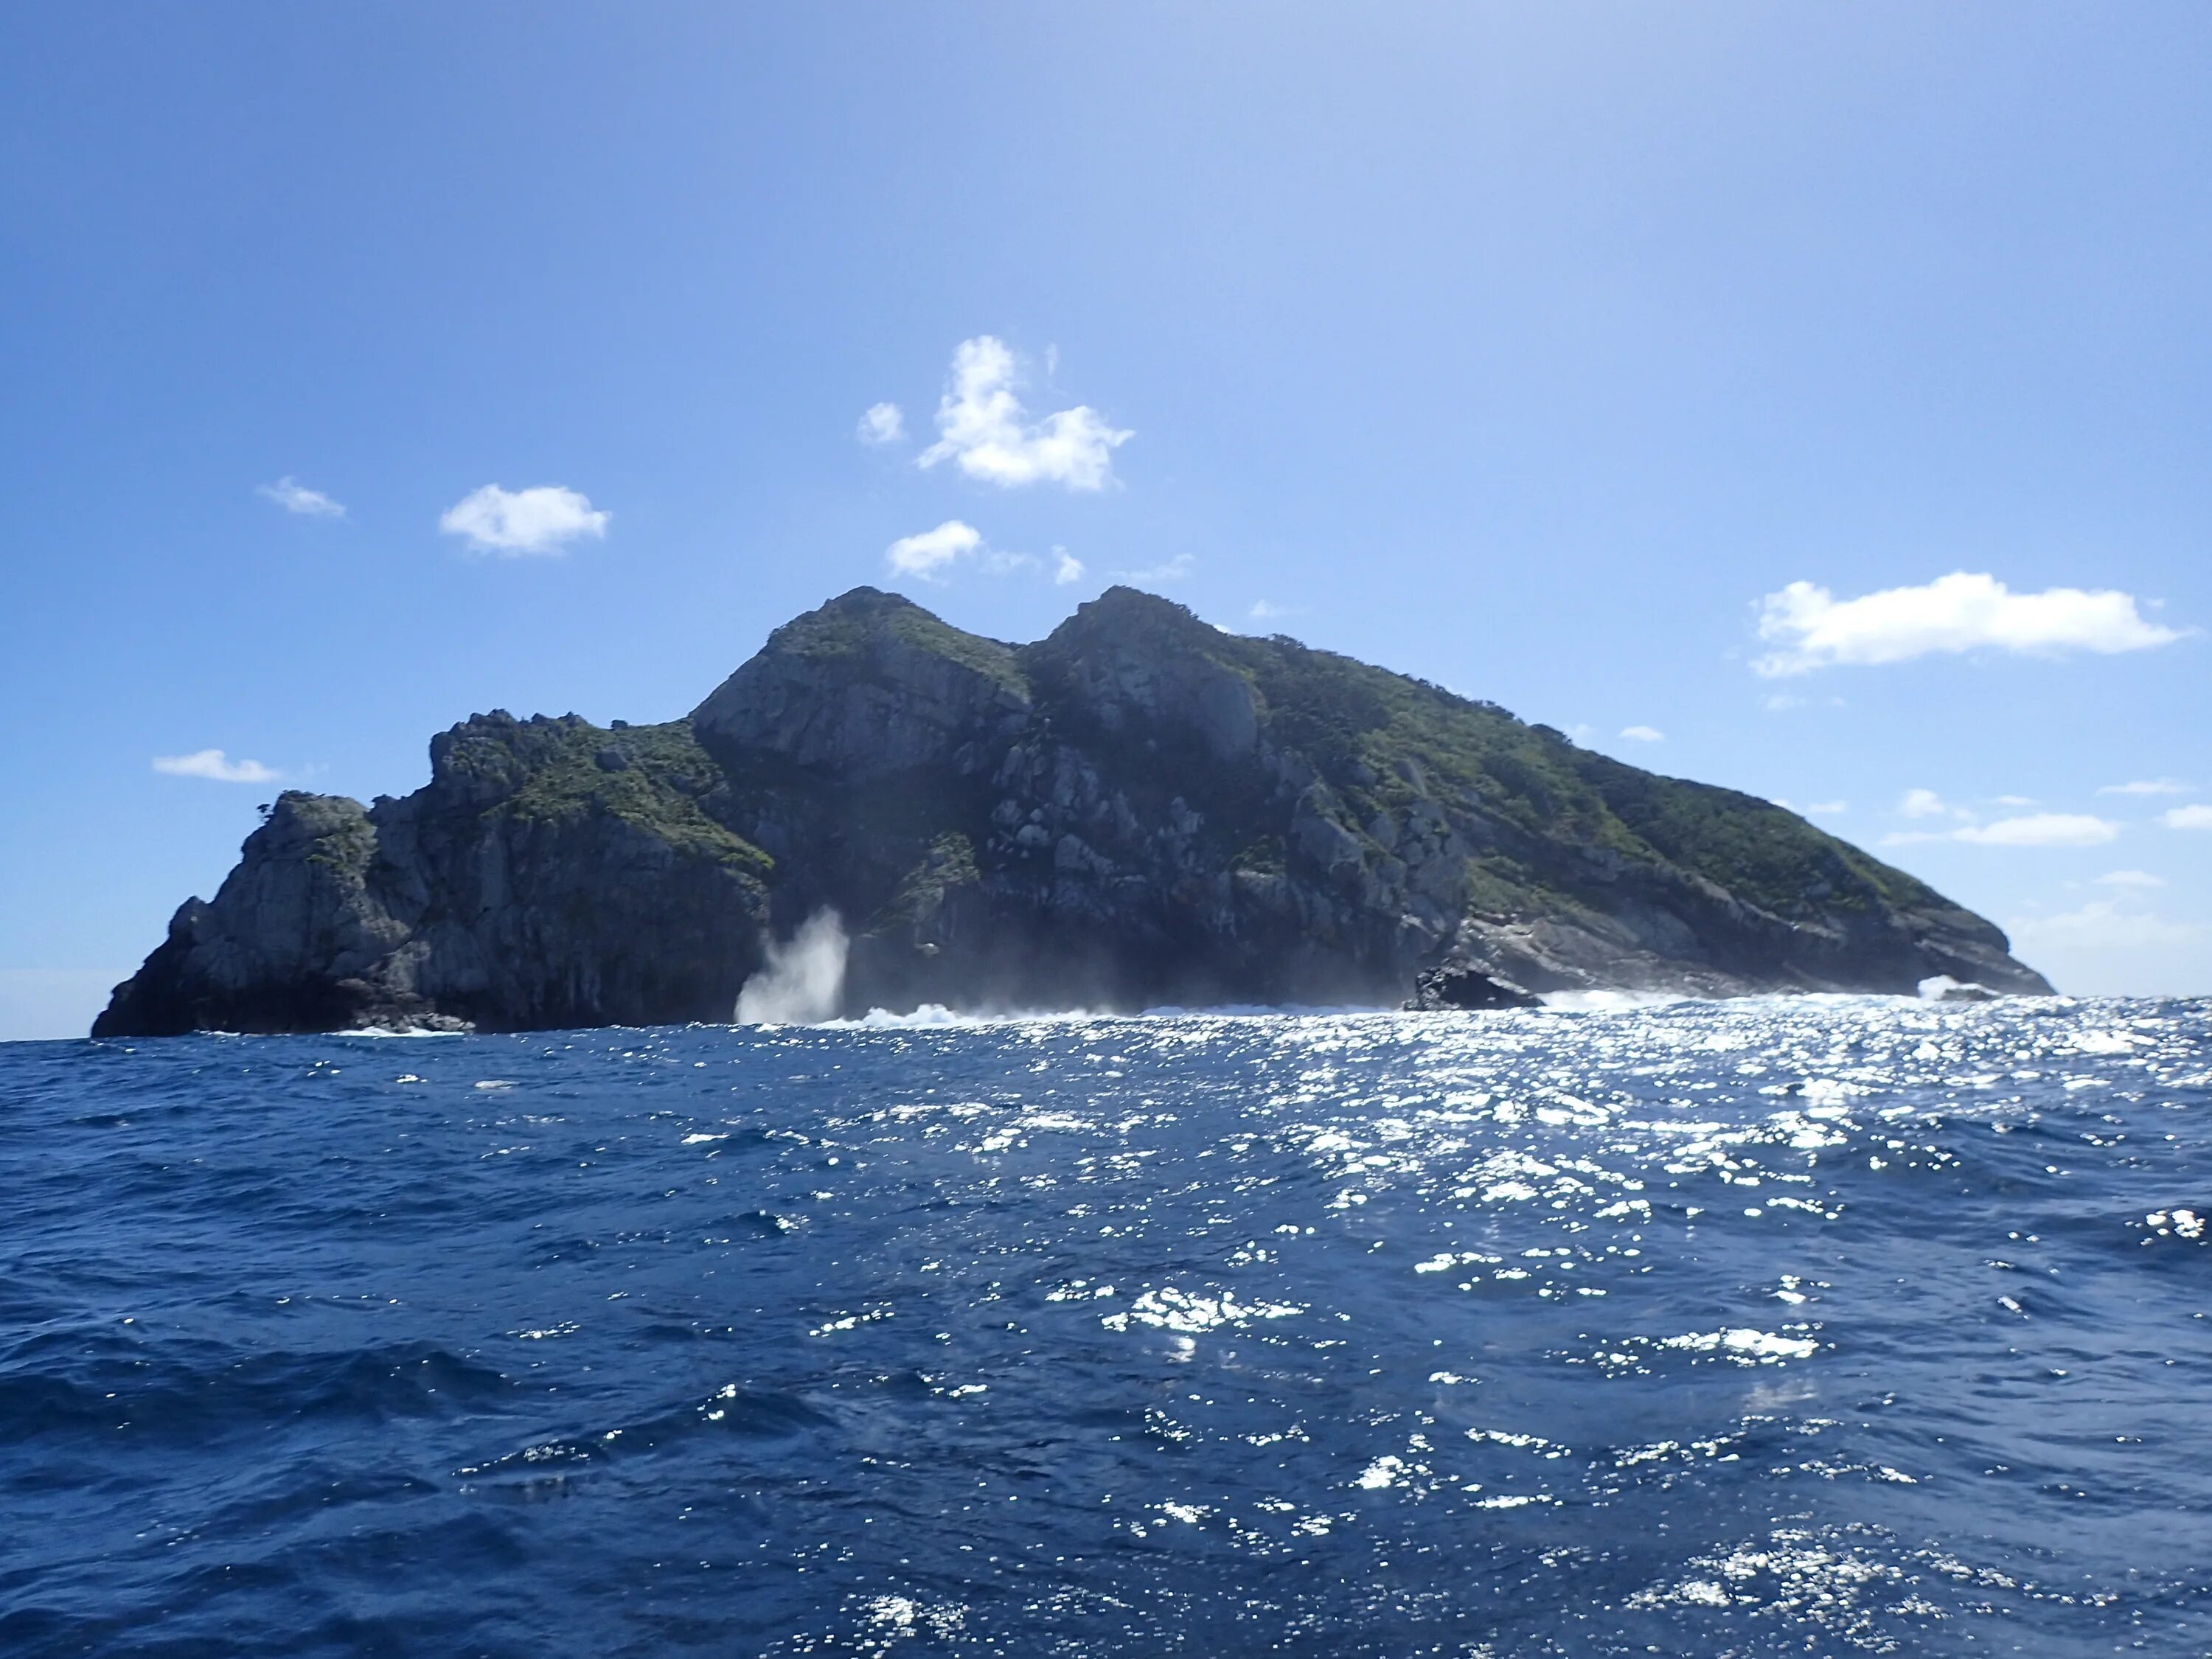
[94,585,2050,1036]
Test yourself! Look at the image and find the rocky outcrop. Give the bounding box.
[95,715,771,1036]
[1405,962,1543,1012]
[96,585,2053,1035]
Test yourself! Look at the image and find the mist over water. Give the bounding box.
[734,909,848,1024]
[3,996,2208,1656]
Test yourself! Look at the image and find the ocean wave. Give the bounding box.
[4,995,2206,1656]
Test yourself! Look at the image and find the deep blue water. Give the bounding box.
[3,997,2208,1657]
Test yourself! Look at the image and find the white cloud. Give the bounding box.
[1619,726,1665,743]
[1761,691,1850,712]
[1899,788,1959,820]
[858,402,905,445]
[1807,800,1847,815]
[918,336,1132,490]
[1994,795,2036,808]
[1753,572,2187,676]
[2098,779,2190,796]
[882,523,1076,585]
[1249,599,1306,623]
[439,484,609,555]
[886,519,983,580]
[153,749,280,784]
[1958,814,2120,846]
[2009,900,2201,952]
[2096,869,2166,888]
[2163,804,2212,830]
[257,476,344,518]
[1116,553,1194,585]
[1888,812,2121,849]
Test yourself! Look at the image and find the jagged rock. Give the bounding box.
[1405,961,1543,1012]
[96,585,2055,1036]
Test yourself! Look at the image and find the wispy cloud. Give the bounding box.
[918,336,1131,490]
[1249,599,1304,623]
[2163,804,2212,830]
[1618,726,1664,743]
[153,749,280,784]
[1762,690,1848,713]
[257,476,344,518]
[1958,814,2121,846]
[440,484,608,556]
[2009,900,2200,950]
[2096,869,2166,888]
[883,522,1079,586]
[1753,572,2186,676]
[1899,787,1969,821]
[857,402,905,445]
[1807,800,1847,815]
[886,520,983,580]
[2100,778,2191,796]
[1115,553,1194,585]
[1885,813,2121,849]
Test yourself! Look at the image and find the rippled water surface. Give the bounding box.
[4,997,2209,1656]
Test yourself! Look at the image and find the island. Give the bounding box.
[94,585,2050,1035]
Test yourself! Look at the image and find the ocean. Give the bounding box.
[2,996,2206,1656]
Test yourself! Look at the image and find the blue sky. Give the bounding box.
[2,3,2206,1037]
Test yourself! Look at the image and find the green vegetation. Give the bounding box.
[776,589,1031,701]
[442,587,1953,947]
[1576,752,1943,919]
[279,793,379,878]
[438,717,773,877]
[1029,589,1944,928]
[1231,835,1287,874]
[884,830,983,928]
[1220,637,1635,856]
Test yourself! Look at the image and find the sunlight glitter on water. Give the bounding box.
[5,994,2208,1655]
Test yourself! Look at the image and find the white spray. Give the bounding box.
[734,910,849,1024]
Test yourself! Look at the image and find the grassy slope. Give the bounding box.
[1080,605,1945,927]
[434,716,774,876]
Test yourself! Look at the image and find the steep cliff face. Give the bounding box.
[97,585,2051,1035]
[94,715,772,1036]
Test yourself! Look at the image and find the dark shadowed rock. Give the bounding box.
[96,585,2054,1036]
[1405,961,1543,1012]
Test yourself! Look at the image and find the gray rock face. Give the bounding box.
[95,714,771,1036]
[694,586,1031,781]
[97,585,2053,1036]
